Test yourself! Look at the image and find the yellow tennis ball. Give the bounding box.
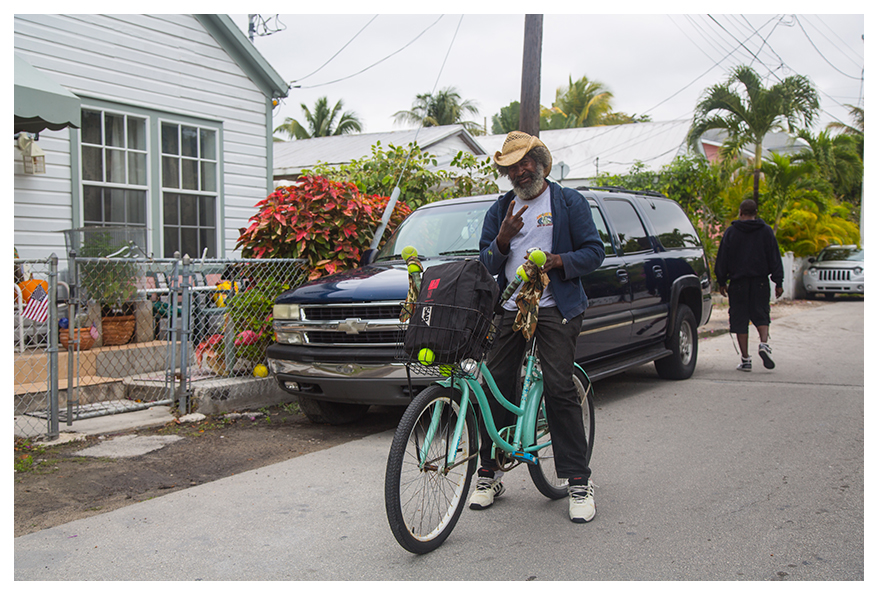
[516,264,529,282]
[253,364,269,378]
[407,263,421,274]
[438,364,454,377]
[417,348,436,366]
[401,246,417,260]
[529,249,546,267]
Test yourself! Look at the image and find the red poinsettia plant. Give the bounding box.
[236,175,412,280]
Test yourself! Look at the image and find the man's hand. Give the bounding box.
[775,285,784,299]
[531,251,562,272]
[719,285,727,297]
[497,200,528,254]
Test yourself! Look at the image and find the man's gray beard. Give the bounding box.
[512,174,546,201]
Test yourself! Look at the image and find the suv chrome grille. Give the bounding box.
[818,269,851,281]
[295,302,404,347]
[303,304,401,321]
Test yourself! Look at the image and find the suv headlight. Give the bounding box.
[853,266,863,276]
[273,303,301,320]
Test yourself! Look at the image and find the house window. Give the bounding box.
[81,109,148,231]
[161,122,218,258]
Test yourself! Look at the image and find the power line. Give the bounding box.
[793,15,863,80]
[292,15,379,84]
[297,15,445,90]
[811,14,863,64]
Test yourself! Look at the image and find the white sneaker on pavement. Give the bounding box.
[568,480,596,523]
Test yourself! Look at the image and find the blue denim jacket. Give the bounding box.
[479,182,605,320]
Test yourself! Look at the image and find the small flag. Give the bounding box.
[22,284,49,323]
[90,323,100,340]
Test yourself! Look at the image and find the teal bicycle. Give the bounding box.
[384,248,595,554]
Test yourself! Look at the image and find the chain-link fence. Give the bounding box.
[14,256,61,438]
[14,249,309,440]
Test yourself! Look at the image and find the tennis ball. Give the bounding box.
[438,364,454,377]
[401,246,417,260]
[407,263,421,274]
[417,348,436,366]
[529,249,546,267]
[516,264,529,282]
[253,364,269,378]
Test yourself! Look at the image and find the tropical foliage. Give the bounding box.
[491,101,521,135]
[274,96,362,140]
[687,65,820,206]
[304,141,498,211]
[392,87,483,135]
[539,75,647,130]
[235,176,411,280]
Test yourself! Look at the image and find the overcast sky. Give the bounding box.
[228,9,864,139]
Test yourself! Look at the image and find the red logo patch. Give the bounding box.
[426,278,441,299]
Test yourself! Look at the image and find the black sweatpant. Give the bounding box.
[478,307,590,480]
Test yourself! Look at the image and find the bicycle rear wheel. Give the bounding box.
[385,384,477,554]
[528,366,595,499]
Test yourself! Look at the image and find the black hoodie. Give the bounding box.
[714,218,784,286]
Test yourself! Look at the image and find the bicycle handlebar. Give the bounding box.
[402,244,546,306]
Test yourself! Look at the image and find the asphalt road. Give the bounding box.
[15,301,864,581]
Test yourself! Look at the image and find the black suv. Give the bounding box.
[268,187,712,424]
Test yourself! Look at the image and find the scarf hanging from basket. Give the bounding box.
[399,253,423,323]
[513,260,550,341]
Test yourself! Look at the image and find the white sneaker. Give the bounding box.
[469,470,505,510]
[758,343,775,369]
[568,480,595,523]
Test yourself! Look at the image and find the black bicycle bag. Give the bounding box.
[403,259,499,364]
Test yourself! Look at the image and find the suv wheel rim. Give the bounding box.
[679,321,693,365]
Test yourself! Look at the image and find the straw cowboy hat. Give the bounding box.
[493,131,553,177]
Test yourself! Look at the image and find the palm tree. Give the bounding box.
[393,87,482,135]
[760,152,822,232]
[688,65,820,206]
[541,75,615,130]
[827,104,864,138]
[796,130,863,207]
[274,97,362,140]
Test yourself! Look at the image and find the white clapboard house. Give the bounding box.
[14,14,289,263]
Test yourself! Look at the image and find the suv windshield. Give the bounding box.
[375,201,492,261]
[818,247,863,262]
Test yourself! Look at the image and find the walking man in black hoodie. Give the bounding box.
[714,199,784,371]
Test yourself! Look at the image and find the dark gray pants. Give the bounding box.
[478,307,591,480]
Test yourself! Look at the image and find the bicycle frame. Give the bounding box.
[416,340,557,473]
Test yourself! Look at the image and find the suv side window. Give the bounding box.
[648,200,701,249]
[590,204,616,256]
[603,199,651,254]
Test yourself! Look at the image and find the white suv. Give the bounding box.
[802,244,864,299]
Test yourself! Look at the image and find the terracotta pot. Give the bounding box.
[60,327,95,351]
[101,314,135,346]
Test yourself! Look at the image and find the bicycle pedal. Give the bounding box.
[510,451,537,465]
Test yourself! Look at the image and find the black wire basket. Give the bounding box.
[397,302,498,379]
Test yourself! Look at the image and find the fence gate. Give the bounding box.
[13,251,308,440]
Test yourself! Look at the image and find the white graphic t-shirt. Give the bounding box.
[502,185,556,311]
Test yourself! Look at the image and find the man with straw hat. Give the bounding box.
[474,131,605,523]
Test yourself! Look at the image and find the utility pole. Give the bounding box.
[519,14,543,137]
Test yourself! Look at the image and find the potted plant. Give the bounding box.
[59,312,96,351]
[78,232,139,345]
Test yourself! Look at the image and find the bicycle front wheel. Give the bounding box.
[528,366,595,499]
[384,384,477,554]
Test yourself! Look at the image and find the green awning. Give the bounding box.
[15,55,81,135]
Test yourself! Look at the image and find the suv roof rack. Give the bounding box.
[576,185,667,199]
